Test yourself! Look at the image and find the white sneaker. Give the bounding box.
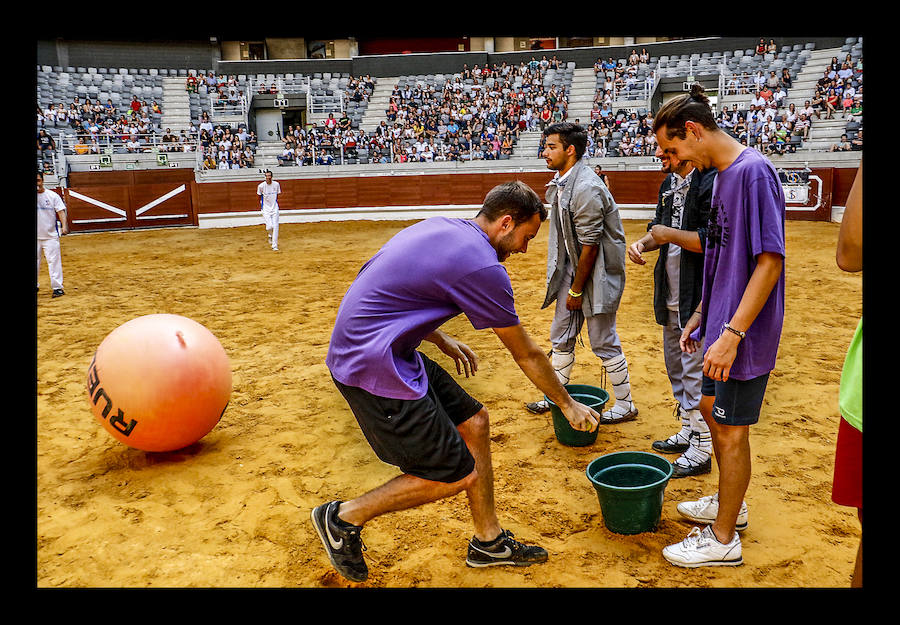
[676,493,749,531]
[272,245,279,251]
[663,525,742,568]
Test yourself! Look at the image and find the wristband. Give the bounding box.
[722,322,746,340]
[568,288,583,298]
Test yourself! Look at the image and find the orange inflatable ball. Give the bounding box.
[86,314,232,452]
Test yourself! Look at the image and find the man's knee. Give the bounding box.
[460,406,490,440]
[711,423,749,453]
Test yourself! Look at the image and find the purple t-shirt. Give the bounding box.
[326,217,520,400]
[699,148,786,380]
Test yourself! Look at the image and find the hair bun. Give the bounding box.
[689,83,709,104]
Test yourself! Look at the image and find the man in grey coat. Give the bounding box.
[525,122,639,424]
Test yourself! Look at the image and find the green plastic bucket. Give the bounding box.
[586,451,674,534]
[546,384,608,446]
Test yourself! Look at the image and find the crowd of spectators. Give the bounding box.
[197,112,258,169]
[812,54,863,121]
[188,71,247,112]
[375,59,570,163]
[716,50,860,157]
[716,96,808,156]
[829,54,864,152]
[267,60,569,166]
[36,94,165,170]
[186,71,261,169]
[593,48,651,104]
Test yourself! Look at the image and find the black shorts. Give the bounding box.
[701,373,770,426]
[332,353,482,483]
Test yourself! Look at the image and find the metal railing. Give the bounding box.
[610,70,657,103]
[307,89,345,115]
[57,132,199,155]
[209,96,248,126]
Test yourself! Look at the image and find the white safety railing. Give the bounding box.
[57,132,199,155]
[611,69,656,103]
[306,89,345,115]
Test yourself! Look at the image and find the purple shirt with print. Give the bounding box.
[698,147,786,380]
[326,217,519,400]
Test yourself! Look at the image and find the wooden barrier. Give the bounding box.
[61,166,853,233]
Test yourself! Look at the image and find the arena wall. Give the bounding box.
[60,166,853,234]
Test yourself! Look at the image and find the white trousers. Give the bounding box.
[262,205,279,247]
[37,237,63,291]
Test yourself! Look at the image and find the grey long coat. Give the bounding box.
[542,158,627,316]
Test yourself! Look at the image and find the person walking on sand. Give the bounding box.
[312,181,601,583]
[257,169,281,251]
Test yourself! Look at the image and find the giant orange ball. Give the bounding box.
[86,314,232,452]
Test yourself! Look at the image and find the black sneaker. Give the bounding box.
[671,455,712,478]
[525,400,550,414]
[52,289,65,298]
[310,500,368,582]
[652,434,691,454]
[465,529,548,568]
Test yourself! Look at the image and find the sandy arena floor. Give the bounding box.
[36,215,862,588]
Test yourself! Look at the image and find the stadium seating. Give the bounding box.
[36,38,862,174]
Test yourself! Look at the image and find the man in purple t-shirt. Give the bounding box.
[652,85,785,569]
[312,181,602,583]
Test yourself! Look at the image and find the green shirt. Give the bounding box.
[839,318,862,431]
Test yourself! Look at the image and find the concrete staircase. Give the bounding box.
[511,67,598,160]
[160,77,192,134]
[253,140,284,169]
[360,79,396,133]
[565,68,602,126]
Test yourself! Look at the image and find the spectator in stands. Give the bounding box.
[37,128,56,157]
[755,39,767,55]
[129,94,142,118]
[784,103,798,125]
[725,74,741,96]
[830,133,853,152]
[733,115,748,143]
[838,62,853,82]
[846,96,863,123]
[186,73,198,93]
[72,135,89,155]
[766,39,777,54]
[772,84,787,107]
[824,88,839,119]
[850,129,863,151]
[162,128,178,152]
[810,86,828,118]
[793,113,811,140]
[799,99,817,122]
[771,122,788,154]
